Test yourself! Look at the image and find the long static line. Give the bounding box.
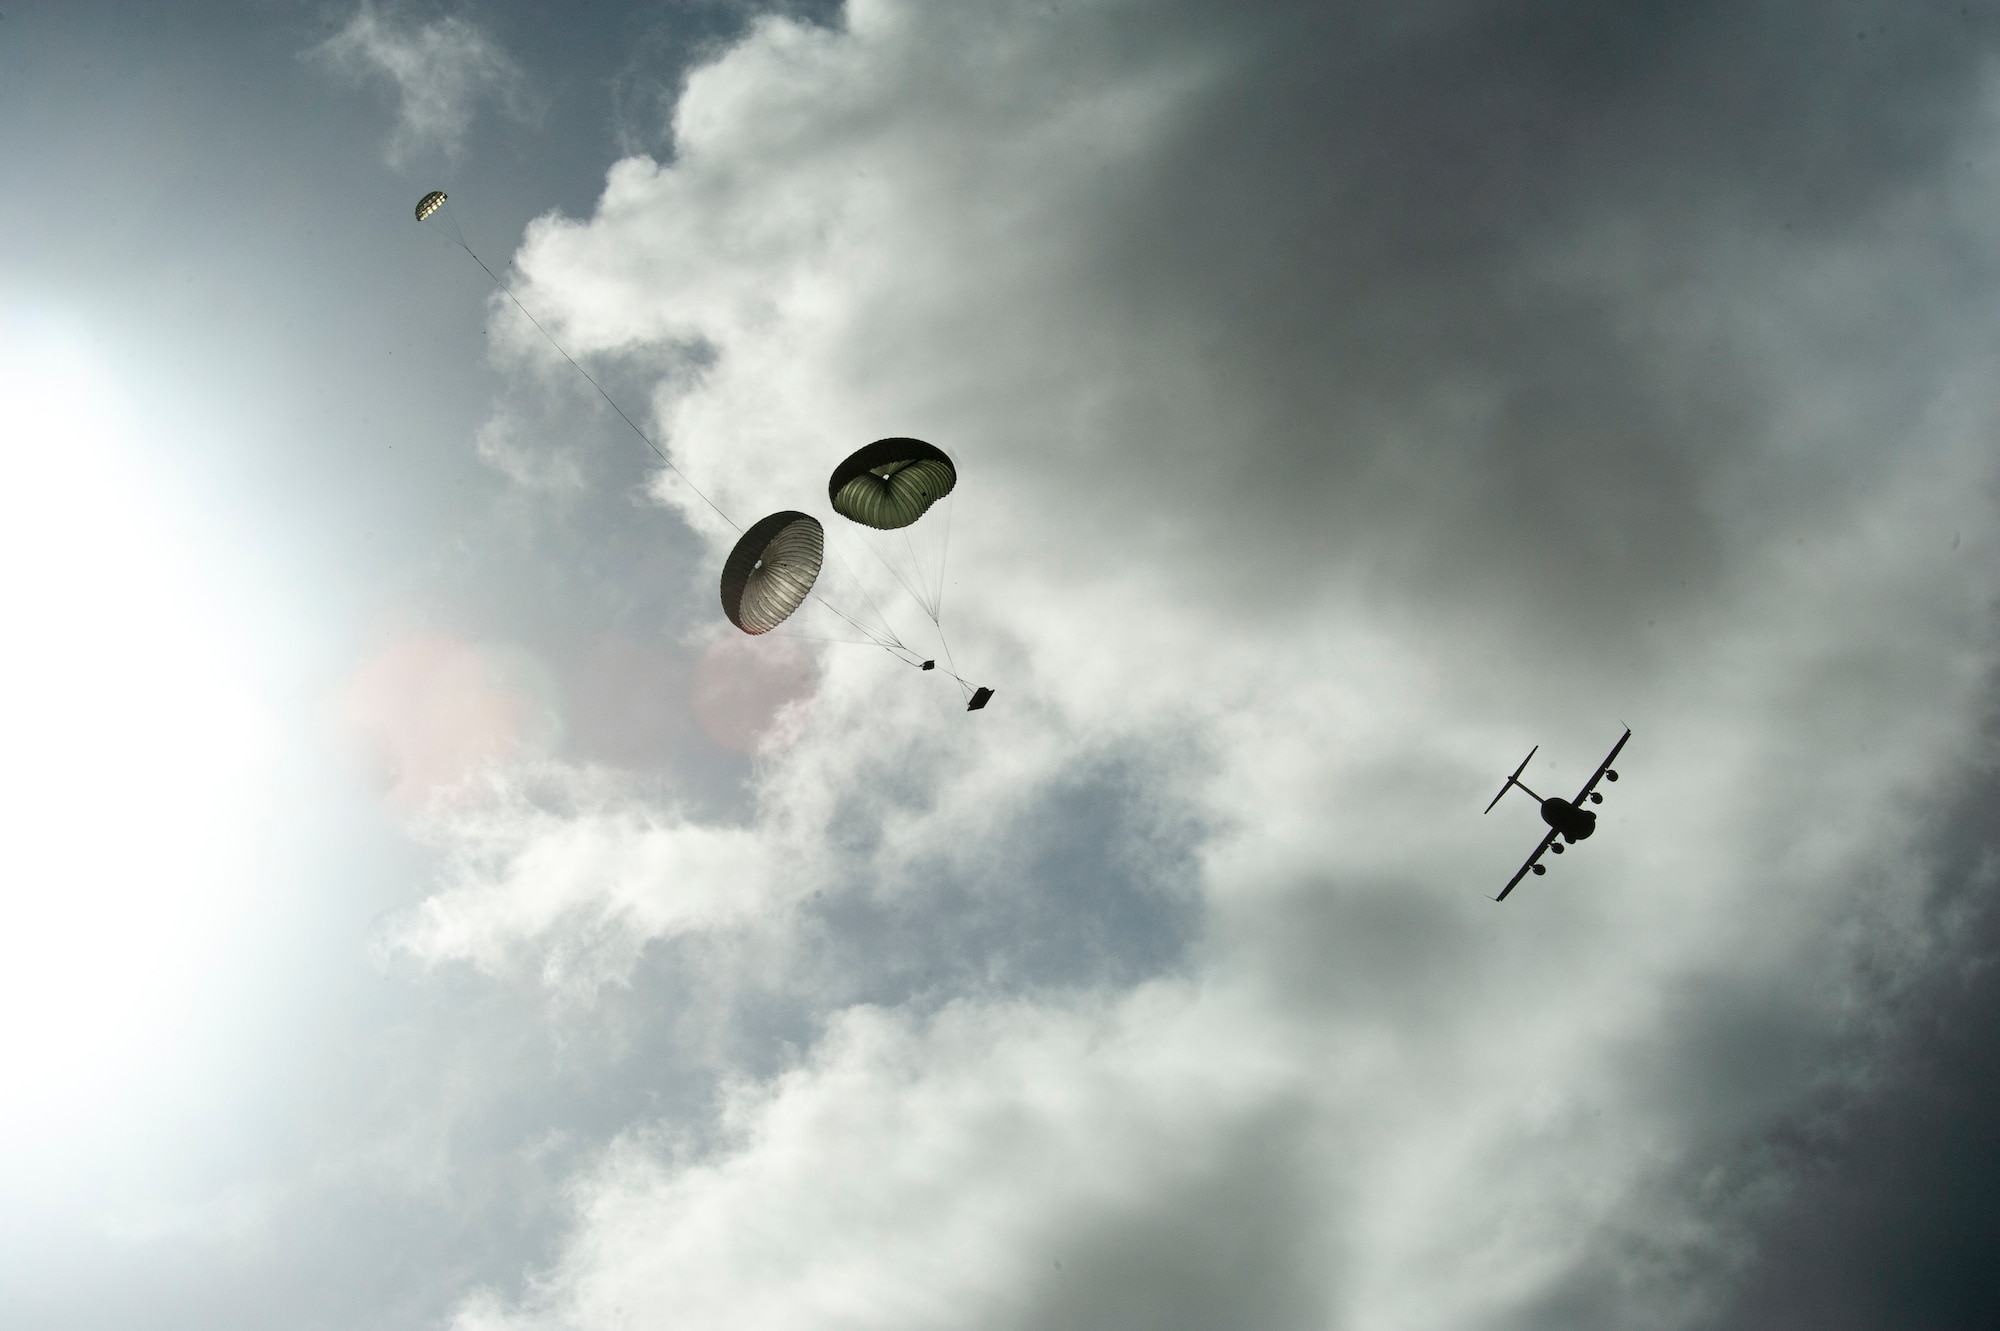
[423,197,740,535]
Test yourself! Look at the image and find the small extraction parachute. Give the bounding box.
[720,512,824,634]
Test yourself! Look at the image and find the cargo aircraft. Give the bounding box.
[1484,728,1631,902]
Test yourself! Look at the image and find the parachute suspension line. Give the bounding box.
[933,491,954,622]
[937,618,969,700]
[427,199,469,251]
[811,540,971,688]
[427,202,740,535]
[841,497,969,697]
[771,629,924,653]
[813,541,924,666]
[813,593,919,662]
[853,529,932,623]
[935,621,969,700]
[824,536,968,685]
[902,528,934,618]
[924,493,969,698]
[914,494,968,697]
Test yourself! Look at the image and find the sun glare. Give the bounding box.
[0,320,272,1140]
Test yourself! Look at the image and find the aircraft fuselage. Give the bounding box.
[1540,797,1597,842]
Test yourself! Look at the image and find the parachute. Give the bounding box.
[415,190,447,222]
[824,437,988,706]
[829,437,956,530]
[720,512,823,634]
[824,437,956,623]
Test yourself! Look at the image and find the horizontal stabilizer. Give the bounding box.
[1484,745,1537,814]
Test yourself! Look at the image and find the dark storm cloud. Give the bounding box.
[1022,0,2000,639]
[1702,749,2000,1331]
[1482,754,2000,1331]
[1714,920,2000,1331]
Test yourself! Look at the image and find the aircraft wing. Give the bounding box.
[1570,727,1632,806]
[1495,828,1561,902]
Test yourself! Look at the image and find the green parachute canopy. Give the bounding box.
[415,190,447,222]
[720,511,824,634]
[827,437,956,531]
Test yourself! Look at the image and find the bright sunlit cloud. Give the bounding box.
[0,315,273,1142]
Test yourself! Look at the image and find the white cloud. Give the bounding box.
[314,2,532,169]
[475,414,591,493]
[403,1,2000,1326]
[453,989,1311,1331]
[392,764,779,995]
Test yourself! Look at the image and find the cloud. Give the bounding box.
[476,413,591,494]
[1709,806,2000,1331]
[392,764,778,994]
[403,1,2000,1326]
[451,990,1316,1331]
[313,2,532,169]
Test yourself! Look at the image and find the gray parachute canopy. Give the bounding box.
[828,438,956,531]
[415,190,447,222]
[720,511,824,634]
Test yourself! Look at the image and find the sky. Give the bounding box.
[1,1,1998,1328]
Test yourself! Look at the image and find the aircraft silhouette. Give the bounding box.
[1484,728,1630,902]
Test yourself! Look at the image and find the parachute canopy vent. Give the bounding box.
[720,511,824,634]
[828,437,956,531]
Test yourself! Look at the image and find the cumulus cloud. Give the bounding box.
[314,2,533,168]
[452,990,1315,1331]
[393,765,777,993]
[403,1,2000,1326]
